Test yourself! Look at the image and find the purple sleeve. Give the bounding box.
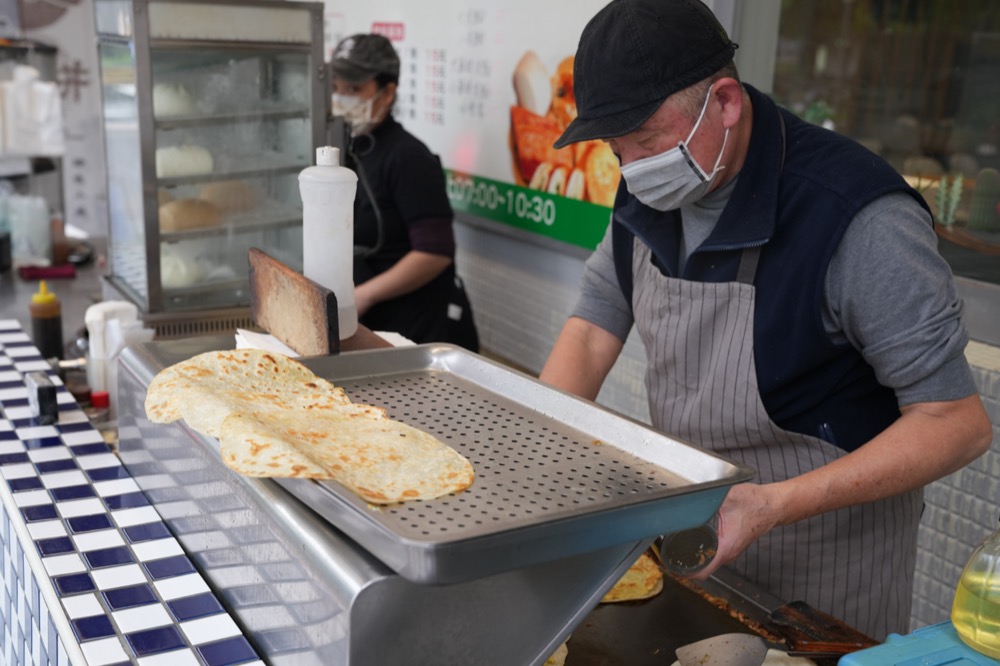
[408,217,456,258]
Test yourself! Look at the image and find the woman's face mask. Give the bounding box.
[619,84,730,211]
[332,90,381,135]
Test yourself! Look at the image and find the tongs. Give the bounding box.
[655,534,873,663]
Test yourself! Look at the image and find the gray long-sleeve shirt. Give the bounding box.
[572,190,977,407]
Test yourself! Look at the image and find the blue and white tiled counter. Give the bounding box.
[0,320,264,666]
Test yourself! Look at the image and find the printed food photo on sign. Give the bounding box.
[509,51,620,207]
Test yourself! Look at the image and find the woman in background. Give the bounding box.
[330,33,478,350]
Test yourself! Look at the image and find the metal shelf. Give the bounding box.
[97,0,325,316]
[154,106,310,130]
[156,157,307,187]
[163,276,247,299]
[160,200,302,242]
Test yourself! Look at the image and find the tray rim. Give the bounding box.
[285,343,755,583]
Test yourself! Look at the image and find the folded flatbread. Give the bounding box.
[600,551,663,603]
[543,640,568,666]
[144,349,474,504]
[671,650,815,666]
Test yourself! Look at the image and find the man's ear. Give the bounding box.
[713,77,744,130]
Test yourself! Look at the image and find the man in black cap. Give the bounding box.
[539,0,990,639]
[330,34,478,350]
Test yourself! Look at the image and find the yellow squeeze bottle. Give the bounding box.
[29,280,63,360]
[952,527,1000,657]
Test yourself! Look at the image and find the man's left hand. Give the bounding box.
[688,482,782,580]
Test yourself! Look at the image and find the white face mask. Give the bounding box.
[619,85,730,211]
[332,92,379,134]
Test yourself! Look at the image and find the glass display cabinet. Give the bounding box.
[94,0,326,335]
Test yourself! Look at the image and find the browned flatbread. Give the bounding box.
[218,408,475,503]
[543,640,569,666]
[144,349,353,436]
[144,349,475,504]
[600,552,664,603]
[671,650,816,666]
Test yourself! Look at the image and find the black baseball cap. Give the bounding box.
[554,0,737,148]
[330,34,401,84]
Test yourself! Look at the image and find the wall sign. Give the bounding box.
[319,0,619,251]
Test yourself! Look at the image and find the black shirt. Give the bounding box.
[348,115,476,347]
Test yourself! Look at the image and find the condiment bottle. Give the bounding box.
[86,390,111,426]
[299,146,359,339]
[952,525,1000,657]
[30,280,63,360]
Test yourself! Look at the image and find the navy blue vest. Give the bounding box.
[612,85,930,452]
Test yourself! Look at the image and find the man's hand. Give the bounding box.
[688,482,781,580]
[686,393,991,580]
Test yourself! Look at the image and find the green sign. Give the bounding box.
[446,170,611,251]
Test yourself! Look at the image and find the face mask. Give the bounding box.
[332,92,379,134]
[619,85,730,211]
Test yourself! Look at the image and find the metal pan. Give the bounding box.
[276,343,755,584]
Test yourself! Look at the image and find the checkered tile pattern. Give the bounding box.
[0,319,264,666]
[116,396,351,665]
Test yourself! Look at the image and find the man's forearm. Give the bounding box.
[698,393,992,580]
[773,393,992,525]
[539,316,624,401]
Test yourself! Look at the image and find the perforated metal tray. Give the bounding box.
[277,343,755,584]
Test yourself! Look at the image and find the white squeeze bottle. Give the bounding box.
[299,146,359,339]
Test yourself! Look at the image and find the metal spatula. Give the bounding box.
[675,633,768,666]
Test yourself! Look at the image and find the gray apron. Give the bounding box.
[631,241,922,640]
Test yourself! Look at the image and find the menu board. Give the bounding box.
[320,0,617,250]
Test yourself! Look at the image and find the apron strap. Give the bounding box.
[735,113,786,286]
[736,246,761,284]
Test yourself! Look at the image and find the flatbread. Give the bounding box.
[144,349,475,504]
[600,552,663,603]
[543,640,568,666]
[671,649,815,666]
[218,409,474,503]
[145,349,354,437]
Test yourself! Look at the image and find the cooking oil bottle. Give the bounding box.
[952,526,1000,658]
